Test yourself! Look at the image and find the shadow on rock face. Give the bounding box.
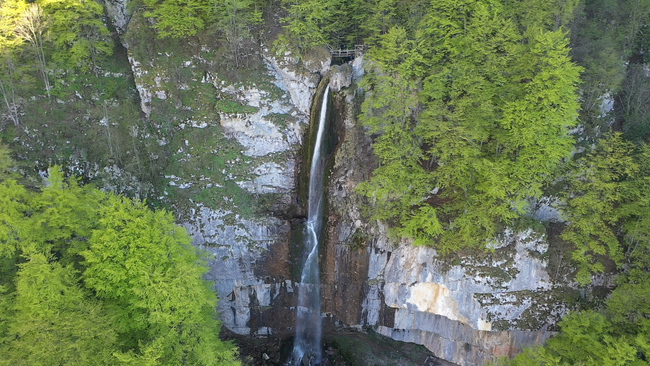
[223,328,457,366]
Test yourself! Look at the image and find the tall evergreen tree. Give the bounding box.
[143,0,215,38]
[39,0,114,72]
[358,0,582,252]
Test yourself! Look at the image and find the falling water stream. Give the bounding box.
[290,85,330,366]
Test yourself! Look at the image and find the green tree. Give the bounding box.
[0,181,28,260]
[281,0,337,48]
[502,139,650,365]
[499,312,641,366]
[356,28,438,245]
[0,253,119,366]
[545,311,638,365]
[83,195,240,365]
[143,0,215,38]
[360,0,428,44]
[39,0,113,72]
[358,0,582,252]
[0,0,28,124]
[0,0,27,50]
[0,55,21,126]
[0,166,241,366]
[569,0,650,136]
[617,63,650,141]
[503,0,579,35]
[14,3,51,97]
[26,169,102,266]
[560,134,646,284]
[280,0,368,49]
[0,144,14,181]
[0,146,25,334]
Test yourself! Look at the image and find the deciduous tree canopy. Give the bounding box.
[0,158,240,366]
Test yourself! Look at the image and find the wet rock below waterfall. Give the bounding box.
[224,329,456,366]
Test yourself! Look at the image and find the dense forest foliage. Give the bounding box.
[0,147,241,365]
[0,0,649,364]
[356,1,582,254]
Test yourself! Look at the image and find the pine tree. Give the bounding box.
[358,0,582,252]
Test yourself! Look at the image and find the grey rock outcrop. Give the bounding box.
[262,51,326,115]
[184,206,294,336]
[127,56,153,118]
[329,64,353,92]
[237,162,295,195]
[104,0,131,35]
[361,228,560,365]
[216,99,301,157]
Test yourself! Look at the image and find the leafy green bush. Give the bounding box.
[0,166,241,366]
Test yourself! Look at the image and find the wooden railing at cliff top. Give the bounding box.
[327,44,366,58]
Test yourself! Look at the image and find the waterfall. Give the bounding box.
[290,85,330,366]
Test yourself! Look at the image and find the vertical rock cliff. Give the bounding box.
[116,7,333,340]
[179,52,331,338]
[109,7,587,363]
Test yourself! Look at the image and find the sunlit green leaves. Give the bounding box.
[143,0,215,38]
[359,0,582,251]
[0,168,241,366]
[0,180,28,259]
[39,0,113,71]
[0,0,27,51]
[500,309,648,365]
[561,134,642,284]
[280,0,371,49]
[1,253,119,366]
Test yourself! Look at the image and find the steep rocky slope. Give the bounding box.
[116,21,588,364]
[120,7,333,338]
[4,6,609,365]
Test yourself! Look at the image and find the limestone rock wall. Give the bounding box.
[118,12,577,362]
[120,11,332,337]
[178,52,329,337]
[104,0,131,35]
[361,228,561,365]
[185,206,295,336]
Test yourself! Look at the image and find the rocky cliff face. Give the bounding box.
[318,63,584,365]
[114,8,334,340]
[114,9,581,362]
[104,0,130,36]
[181,52,329,338]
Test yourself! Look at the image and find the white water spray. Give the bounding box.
[290,85,330,366]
